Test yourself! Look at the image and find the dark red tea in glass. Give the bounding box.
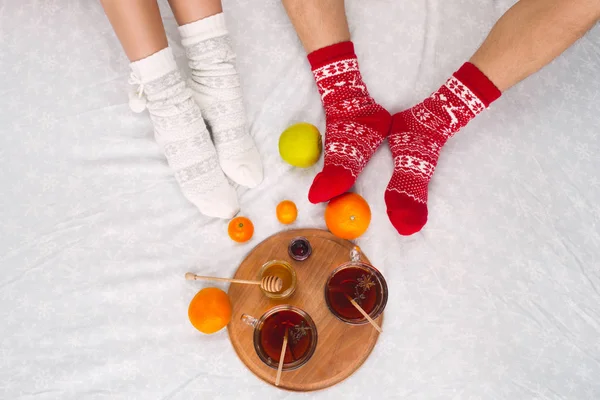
[260,310,313,364]
[242,305,318,371]
[325,247,388,324]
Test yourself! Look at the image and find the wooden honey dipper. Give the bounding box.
[185,272,283,293]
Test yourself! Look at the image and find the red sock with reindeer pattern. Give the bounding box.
[386,62,501,235]
[307,41,392,203]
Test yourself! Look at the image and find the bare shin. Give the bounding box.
[281,0,351,53]
[167,0,223,26]
[100,0,168,62]
[470,0,600,92]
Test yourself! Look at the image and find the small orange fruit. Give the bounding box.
[325,193,371,240]
[228,216,254,243]
[276,200,298,224]
[188,287,232,334]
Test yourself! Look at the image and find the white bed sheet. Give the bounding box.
[2,0,600,399]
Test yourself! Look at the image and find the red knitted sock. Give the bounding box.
[307,41,392,204]
[386,62,501,235]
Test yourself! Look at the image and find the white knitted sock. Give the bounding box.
[129,47,239,219]
[179,13,263,189]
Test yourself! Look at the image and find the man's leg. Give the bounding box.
[470,0,600,92]
[282,0,350,53]
[283,0,392,203]
[386,0,600,235]
[168,0,263,188]
[101,0,239,218]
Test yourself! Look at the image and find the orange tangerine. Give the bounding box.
[276,200,298,224]
[228,216,254,243]
[324,193,371,240]
[188,287,232,334]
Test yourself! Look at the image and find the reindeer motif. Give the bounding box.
[442,104,460,127]
[320,86,335,100]
[348,75,366,92]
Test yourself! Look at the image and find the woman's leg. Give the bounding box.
[168,0,264,188]
[167,0,222,25]
[100,0,168,61]
[282,0,391,203]
[100,0,239,218]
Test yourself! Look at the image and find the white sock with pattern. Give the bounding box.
[179,13,263,189]
[129,47,239,219]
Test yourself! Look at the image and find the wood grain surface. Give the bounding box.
[227,229,383,392]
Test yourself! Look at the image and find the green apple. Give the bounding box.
[278,123,322,168]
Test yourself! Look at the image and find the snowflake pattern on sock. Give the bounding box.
[313,58,389,178]
[180,16,263,188]
[143,69,239,218]
[387,76,486,204]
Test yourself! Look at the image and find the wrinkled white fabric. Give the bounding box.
[1,1,600,399]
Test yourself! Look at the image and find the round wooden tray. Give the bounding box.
[227,229,383,392]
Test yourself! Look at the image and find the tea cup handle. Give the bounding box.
[241,314,258,328]
[350,246,361,262]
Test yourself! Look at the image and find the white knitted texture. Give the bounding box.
[134,59,239,219]
[180,16,263,188]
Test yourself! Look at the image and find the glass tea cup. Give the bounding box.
[324,247,388,325]
[241,305,318,371]
[259,260,297,299]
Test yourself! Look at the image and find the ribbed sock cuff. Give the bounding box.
[307,41,356,70]
[178,12,228,46]
[130,47,177,83]
[453,62,501,107]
